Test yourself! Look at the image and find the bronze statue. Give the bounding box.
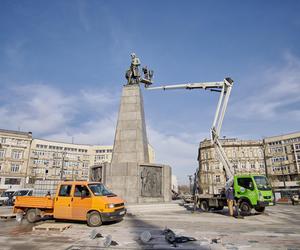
[125,53,153,86]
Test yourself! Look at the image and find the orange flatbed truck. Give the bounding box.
[13,181,126,227]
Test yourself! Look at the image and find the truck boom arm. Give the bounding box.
[147,78,235,190]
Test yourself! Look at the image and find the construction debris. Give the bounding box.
[0,214,16,220]
[16,213,23,223]
[211,238,222,244]
[140,231,152,243]
[163,228,196,247]
[33,223,71,232]
[89,229,103,239]
[103,235,118,248]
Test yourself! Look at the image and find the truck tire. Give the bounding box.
[87,211,102,227]
[26,209,41,223]
[200,200,209,212]
[239,201,251,216]
[255,206,265,213]
[213,206,224,211]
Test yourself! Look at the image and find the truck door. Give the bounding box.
[54,184,73,219]
[236,177,256,205]
[72,185,92,220]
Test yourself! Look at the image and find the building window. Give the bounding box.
[1,137,6,143]
[5,178,21,185]
[0,150,5,158]
[216,175,220,183]
[251,163,255,169]
[12,150,23,160]
[11,164,20,172]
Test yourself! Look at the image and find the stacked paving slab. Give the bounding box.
[104,84,171,203]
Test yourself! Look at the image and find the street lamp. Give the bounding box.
[280,159,287,189]
[60,151,66,181]
[188,175,193,194]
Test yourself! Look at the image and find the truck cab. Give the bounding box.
[53,181,126,226]
[234,174,274,215]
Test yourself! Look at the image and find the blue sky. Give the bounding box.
[0,0,300,184]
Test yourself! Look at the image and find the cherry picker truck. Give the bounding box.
[147,78,275,215]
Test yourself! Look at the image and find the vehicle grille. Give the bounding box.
[115,208,125,213]
[115,203,124,208]
[264,196,271,199]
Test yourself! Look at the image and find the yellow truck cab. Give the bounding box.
[14,181,126,227]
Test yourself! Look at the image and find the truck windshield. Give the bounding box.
[88,184,115,196]
[254,176,272,191]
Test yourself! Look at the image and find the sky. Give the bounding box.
[0,0,300,184]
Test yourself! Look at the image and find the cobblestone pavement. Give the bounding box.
[0,203,299,249]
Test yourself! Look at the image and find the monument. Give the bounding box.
[99,53,171,203]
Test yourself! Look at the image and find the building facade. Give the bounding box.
[0,129,156,192]
[29,139,96,183]
[198,138,265,194]
[264,131,300,195]
[0,129,32,191]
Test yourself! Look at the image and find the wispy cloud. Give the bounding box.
[0,83,118,144]
[147,126,207,184]
[231,52,300,121]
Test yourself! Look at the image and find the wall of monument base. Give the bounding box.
[102,162,171,204]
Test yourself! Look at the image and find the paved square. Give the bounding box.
[0,203,299,249]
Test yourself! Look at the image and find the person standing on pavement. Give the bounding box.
[226,186,235,216]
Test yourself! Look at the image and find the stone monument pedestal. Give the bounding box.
[104,162,171,203]
[92,69,171,203]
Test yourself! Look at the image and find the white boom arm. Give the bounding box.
[147,78,235,189]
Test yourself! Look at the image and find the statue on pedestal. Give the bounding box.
[125,53,153,87]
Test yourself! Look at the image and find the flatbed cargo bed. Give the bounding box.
[14,196,54,210]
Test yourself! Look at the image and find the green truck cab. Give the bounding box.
[234,174,274,215]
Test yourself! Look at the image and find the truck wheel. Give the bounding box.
[26,209,41,223]
[200,200,209,212]
[239,201,251,216]
[87,211,102,227]
[213,206,224,211]
[255,206,265,213]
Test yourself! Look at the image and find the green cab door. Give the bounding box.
[235,177,257,206]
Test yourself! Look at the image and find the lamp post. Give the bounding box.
[280,159,287,189]
[60,151,66,181]
[188,175,193,194]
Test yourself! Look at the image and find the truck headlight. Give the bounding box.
[106,203,115,209]
[259,192,264,201]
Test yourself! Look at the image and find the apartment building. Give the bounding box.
[27,139,112,184]
[0,129,32,191]
[264,131,300,194]
[198,138,265,194]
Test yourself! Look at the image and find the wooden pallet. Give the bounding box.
[33,223,72,232]
[0,214,16,219]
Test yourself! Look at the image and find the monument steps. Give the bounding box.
[127,202,185,213]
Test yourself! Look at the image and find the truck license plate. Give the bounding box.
[269,202,274,206]
[119,211,125,215]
